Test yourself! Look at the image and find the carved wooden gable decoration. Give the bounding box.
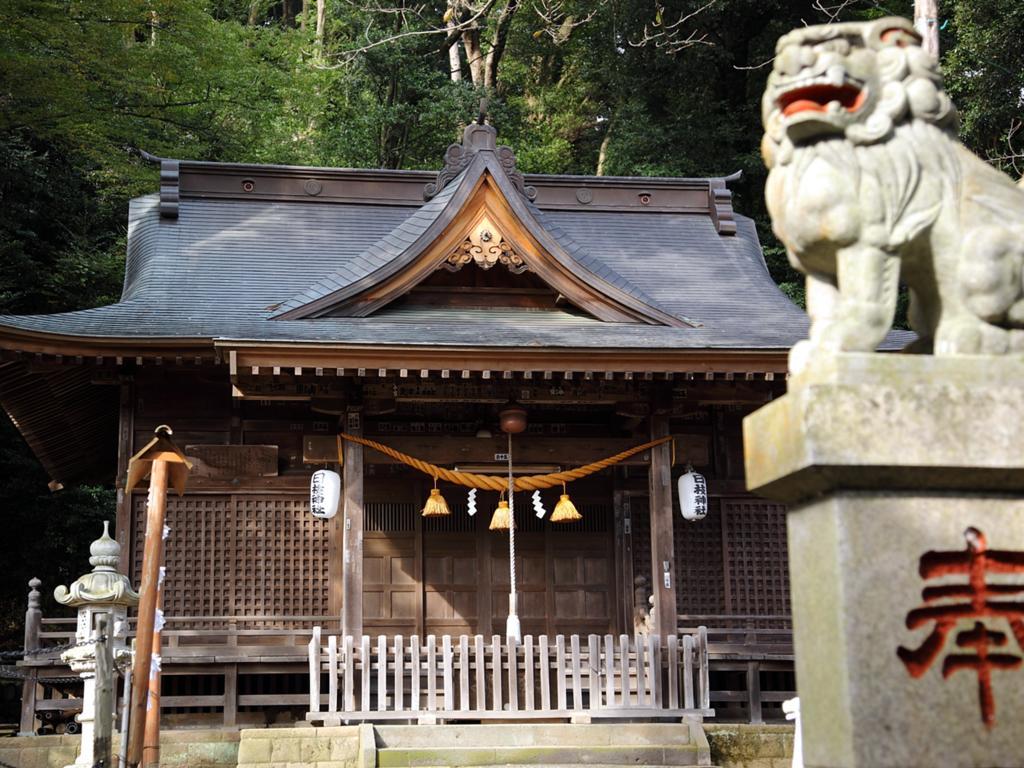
[273,124,691,327]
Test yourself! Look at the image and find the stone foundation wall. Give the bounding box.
[705,724,795,768]
[236,724,371,768]
[0,728,239,768]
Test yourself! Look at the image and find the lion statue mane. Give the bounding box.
[763,16,1024,371]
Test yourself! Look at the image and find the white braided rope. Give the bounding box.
[507,431,517,619]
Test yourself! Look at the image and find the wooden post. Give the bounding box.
[142,552,165,768]
[115,379,134,575]
[648,402,677,642]
[342,408,364,639]
[124,426,190,768]
[127,459,167,766]
[18,577,41,736]
[94,615,114,768]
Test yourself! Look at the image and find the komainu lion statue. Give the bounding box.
[763,17,1024,371]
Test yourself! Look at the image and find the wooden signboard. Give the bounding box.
[184,445,278,478]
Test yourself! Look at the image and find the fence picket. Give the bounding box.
[442,635,454,711]
[342,635,354,711]
[360,636,371,712]
[618,634,630,706]
[474,635,486,711]
[507,638,519,711]
[667,635,679,710]
[683,634,694,709]
[394,635,404,712]
[426,635,437,712]
[491,635,502,712]
[409,636,420,712]
[524,636,535,711]
[636,635,647,706]
[587,635,600,709]
[647,634,659,708]
[555,635,567,711]
[377,635,387,711]
[570,635,582,711]
[459,636,470,711]
[539,635,551,711]
[604,634,615,707]
[308,626,321,714]
[328,635,338,713]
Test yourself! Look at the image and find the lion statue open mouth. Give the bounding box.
[762,17,1024,372]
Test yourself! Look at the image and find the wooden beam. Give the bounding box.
[647,401,677,642]
[341,408,364,639]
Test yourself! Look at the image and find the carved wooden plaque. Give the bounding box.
[185,445,279,478]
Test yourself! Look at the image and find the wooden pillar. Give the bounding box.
[648,401,677,641]
[115,379,134,574]
[613,472,634,634]
[341,407,364,639]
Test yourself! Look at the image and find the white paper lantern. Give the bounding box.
[678,469,708,521]
[310,469,341,519]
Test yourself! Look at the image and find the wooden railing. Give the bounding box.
[678,615,794,723]
[307,631,712,723]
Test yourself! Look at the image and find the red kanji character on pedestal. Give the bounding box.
[898,527,1024,728]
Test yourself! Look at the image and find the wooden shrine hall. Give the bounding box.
[0,121,806,729]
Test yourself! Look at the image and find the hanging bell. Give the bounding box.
[489,499,511,531]
[550,490,581,523]
[422,486,451,517]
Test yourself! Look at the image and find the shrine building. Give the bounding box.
[0,122,805,730]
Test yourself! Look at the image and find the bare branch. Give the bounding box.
[315,0,498,67]
[628,0,717,55]
[987,118,1024,178]
[530,0,603,44]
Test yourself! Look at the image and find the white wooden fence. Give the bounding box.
[307,630,712,723]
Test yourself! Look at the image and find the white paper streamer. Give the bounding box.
[162,524,171,541]
[158,565,166,587]
[154,608,165,633]
[466,488,477,516]
[531,490,546,518]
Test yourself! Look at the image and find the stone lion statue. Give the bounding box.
[762,17,1024,371]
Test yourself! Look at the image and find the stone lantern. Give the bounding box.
[54,521,139,768]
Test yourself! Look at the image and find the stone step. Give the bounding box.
[376,744,704,767]
[375,723,693,749]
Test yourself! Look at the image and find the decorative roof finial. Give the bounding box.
[424,112,537,202]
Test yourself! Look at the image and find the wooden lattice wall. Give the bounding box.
[634,497,790,618]
[720,499,790,616]
[131,493,330,624]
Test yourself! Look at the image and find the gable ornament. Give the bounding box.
[443,218,530,274]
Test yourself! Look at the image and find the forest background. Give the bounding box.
[0,0,1021,655]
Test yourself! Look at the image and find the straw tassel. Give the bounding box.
[489,499,511,531]
[421,480,451,517]
[550,485,581,523]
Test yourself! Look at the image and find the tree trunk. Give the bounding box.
[596,121,612,176]
[300,0,308,30]
[484,0,519,90]
[315,0,326,54]
[248,0,260,26]
[914,0,940,59]
[447,20,463,81]
[463,28,484,86]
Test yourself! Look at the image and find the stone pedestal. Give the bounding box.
[744,354,1024,768]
